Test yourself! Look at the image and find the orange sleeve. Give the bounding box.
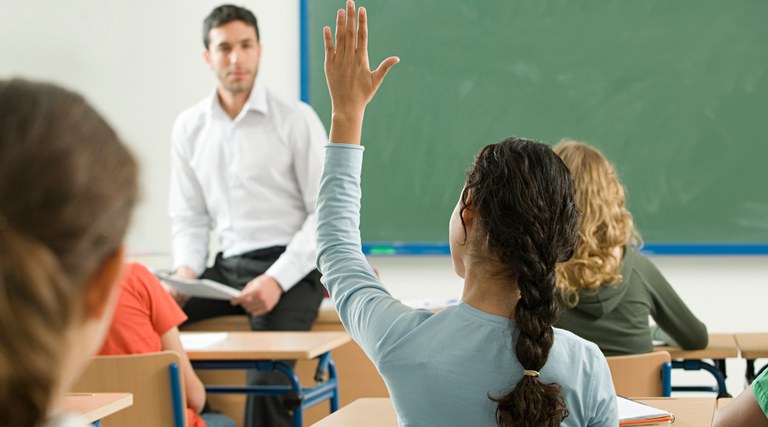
[131,263,188,336]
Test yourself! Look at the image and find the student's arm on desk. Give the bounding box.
[713,385,768,427]
[642,256,708,350]
[161,326,206,414]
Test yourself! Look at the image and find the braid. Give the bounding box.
[464,137,579,426]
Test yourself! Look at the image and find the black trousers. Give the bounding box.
[183,246,325,427]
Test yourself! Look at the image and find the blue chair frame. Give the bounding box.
[192,351,339,427]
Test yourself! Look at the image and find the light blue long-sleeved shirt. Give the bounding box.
[316,143,618,426]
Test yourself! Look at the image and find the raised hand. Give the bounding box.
[324,0,399,145]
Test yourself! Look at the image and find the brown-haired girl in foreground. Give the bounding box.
[0,78,138,427]
[553,140,707,355]
[314,2,618,425]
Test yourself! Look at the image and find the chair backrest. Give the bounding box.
[606,351,672,397]
[71,350,187,427]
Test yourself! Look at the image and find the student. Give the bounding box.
[552,140,708,356]
[315,2,617,426]
[713,368,768,427]
[0,79,138,427]
[98,262,236,427]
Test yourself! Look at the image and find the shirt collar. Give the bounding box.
[206,77,269,119]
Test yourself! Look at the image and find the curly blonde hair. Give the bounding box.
[553,140,640,307]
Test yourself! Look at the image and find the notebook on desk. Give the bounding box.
[618,396,674,426]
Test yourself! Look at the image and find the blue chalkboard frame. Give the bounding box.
[298,0,768,256]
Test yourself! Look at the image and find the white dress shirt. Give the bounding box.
[169,78,326,291]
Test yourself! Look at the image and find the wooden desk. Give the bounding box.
[310,397,717,427]
[182,331,351,427]
[717,397,733,410]
[655,333,739,360]
[61,393,133,423]
[311,398,395,427]
[734,333,768,383]
[182,331,350,360]
[655,333,738,397]
[634,397,716,427]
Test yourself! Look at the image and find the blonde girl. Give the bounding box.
[553,140,707,355]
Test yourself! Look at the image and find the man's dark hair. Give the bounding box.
[203,4,260,49]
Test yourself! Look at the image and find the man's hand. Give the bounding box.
[324,0,399,145]
[166,265,197,307]
[232,274,283,317]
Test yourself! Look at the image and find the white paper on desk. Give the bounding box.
[180,333,228,350]
[618,396,674,424]
[154,272,239,300]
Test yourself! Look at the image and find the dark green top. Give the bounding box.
[554,251,708,356]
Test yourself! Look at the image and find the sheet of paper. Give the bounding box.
[180,333,228,350]
[154,271,239,300]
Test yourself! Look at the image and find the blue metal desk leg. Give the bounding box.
[327,356,339,412]
[747,359,756,384]
[671,360,731,398]
[195,353,340,426]
[714,359,728,381]
[269,362,304,427]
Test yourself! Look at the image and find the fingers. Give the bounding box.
[323,26,333,57]
[358,6,368,56]
[372,56,400,87]
[334,8,345,56]
[345,0,356,54]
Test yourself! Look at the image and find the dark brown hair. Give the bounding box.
[461,137,579,426]
[0,78,139,427]
[203,4,260,48]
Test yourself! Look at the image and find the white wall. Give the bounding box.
[3,0,767,393]
[0,0,300,255]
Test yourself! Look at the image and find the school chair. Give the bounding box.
[71,350,186,427]
[606,351,672,397]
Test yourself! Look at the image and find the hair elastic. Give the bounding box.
[522,369,540,378]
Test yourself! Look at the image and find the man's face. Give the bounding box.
[204,20,261,95]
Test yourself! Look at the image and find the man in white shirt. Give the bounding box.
[168,5,326,427]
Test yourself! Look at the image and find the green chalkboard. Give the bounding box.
[308,0,768,247]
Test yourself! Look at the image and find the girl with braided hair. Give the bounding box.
[316,2,618,425]
[0,78,138,427]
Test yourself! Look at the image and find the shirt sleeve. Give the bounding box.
[586,345,619,426]
[133,263,188,335]
[642,255,709,350]
[168,115,211,276]
[316,143,428,364]
[266,103,326,291]
[752,368,768,417]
